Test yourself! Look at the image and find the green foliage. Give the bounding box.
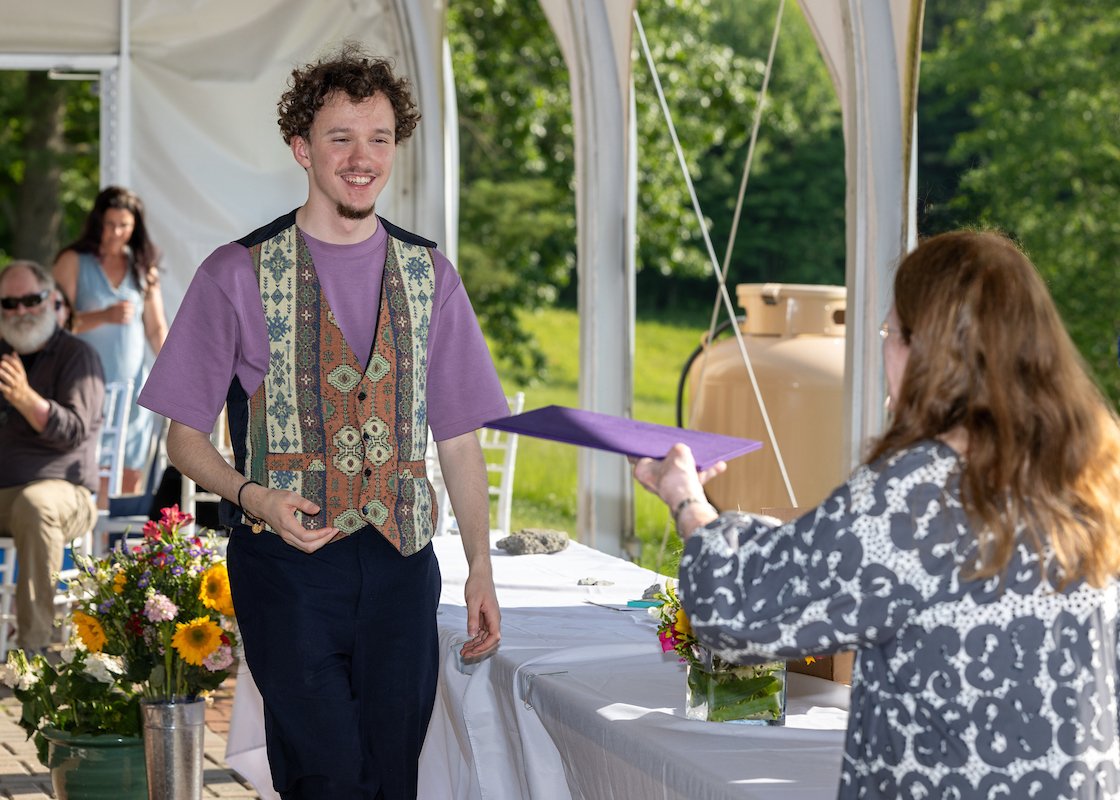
[450,0,846,376]
[636,0,845,289]
[448,0,576,384]
[0,72,99,264]
[924,0,1120,405]
[2,648,142,767]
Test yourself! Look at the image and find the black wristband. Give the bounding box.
[237,479,265,533]
[672,495,716,533]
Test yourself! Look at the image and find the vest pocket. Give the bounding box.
[262,453,328,530]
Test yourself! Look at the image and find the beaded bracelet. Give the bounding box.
[672,495,715,534]
[237,479,266,534]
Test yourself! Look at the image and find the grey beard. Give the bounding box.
[336,202,375,221]
[0,309,56,354]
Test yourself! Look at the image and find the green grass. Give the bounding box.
[487,307,709,577]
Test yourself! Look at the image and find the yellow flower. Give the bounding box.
[112,571,127,594]
[72,610,107,652]
[171,617,223,666]
[804,656,817,665]
[199,563,235,617]
[674,607,692,637]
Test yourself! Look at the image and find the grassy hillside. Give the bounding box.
[488,308,708,576]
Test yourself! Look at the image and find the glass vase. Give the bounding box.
[685,647,786,725]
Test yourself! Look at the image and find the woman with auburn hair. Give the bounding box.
[635,230,1120,799]
[53,186,168,500]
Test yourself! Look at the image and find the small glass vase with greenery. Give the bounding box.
[652,581,787,725]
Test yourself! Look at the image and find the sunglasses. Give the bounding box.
[0,290,50,310]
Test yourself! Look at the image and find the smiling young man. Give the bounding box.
[139,45,507,800]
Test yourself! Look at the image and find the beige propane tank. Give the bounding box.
[686,283,847,514]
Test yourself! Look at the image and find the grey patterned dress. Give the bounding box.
[679,440,1120,799]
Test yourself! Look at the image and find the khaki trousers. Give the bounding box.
[0,480,97,650]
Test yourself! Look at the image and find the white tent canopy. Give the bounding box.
[0,0,922,556]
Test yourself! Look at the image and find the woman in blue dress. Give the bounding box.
[53,186,168,502]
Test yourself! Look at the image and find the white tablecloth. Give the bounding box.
[226,534,850,800]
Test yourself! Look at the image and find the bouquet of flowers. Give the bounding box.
[66,504,238,701]
[651,581,786,724]
[1,645,142,766]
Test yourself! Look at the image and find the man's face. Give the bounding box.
[0,266,57,354]
[291,91,398,222]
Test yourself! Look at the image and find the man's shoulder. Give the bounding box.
[380,217,438,249]
[45,329,104,376]
[235,209,300,248]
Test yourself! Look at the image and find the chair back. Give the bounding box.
[430,392,524,537]
[99,379,134,499]
[180,405,234,534]
[482,391,524,536]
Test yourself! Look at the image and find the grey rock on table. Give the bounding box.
[496,529,570,555]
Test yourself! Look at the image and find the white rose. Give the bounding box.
[83,653,124,685]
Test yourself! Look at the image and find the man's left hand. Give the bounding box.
[461,570,501,662]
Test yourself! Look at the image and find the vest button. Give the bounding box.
[357,391,367,402]
[364,468,372,477]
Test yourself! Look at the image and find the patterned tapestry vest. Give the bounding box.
[222,211,437,555]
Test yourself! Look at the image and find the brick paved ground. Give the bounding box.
[0,666,263,799]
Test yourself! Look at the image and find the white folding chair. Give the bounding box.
[431,392,524,537]
[56,379,132,640]
[180,405,233,535]
[99,379,133,500]
[0,540,18,657]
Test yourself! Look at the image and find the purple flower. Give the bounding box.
[144,592,178,623]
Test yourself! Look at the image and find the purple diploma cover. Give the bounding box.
[484,405,762,470]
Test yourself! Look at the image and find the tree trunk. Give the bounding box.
[14,72,67,266]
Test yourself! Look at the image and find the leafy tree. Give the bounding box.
[449,0,846,378]
[0,72,99,266]
[924,0,1120,405]
[448,0,575,383]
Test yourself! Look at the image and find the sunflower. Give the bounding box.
[171,617,223,666]
[674,606,692,638]
[198,563,235,617]
[72,610,107,652]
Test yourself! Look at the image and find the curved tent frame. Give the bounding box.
[0,0,923,558]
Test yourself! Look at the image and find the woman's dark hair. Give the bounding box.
[277,42,420,145]
[60,186,159,291]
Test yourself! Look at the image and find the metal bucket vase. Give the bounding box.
[44,728,148,800]
[141,698,205,800]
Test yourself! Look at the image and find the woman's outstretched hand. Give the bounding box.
[633,444,725,539]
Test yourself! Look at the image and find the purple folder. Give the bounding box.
[484,405,762,470]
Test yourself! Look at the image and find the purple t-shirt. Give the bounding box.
[138,220,509,441]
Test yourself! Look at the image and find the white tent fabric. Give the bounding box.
[798,0,923,468]
[540,0,638,556]
[0,0,922,557]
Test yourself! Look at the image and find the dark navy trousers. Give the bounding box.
[227,524,441,800]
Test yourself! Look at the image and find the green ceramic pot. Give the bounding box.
[42,727,148,800]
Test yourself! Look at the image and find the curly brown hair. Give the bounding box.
[277,42,420,145]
